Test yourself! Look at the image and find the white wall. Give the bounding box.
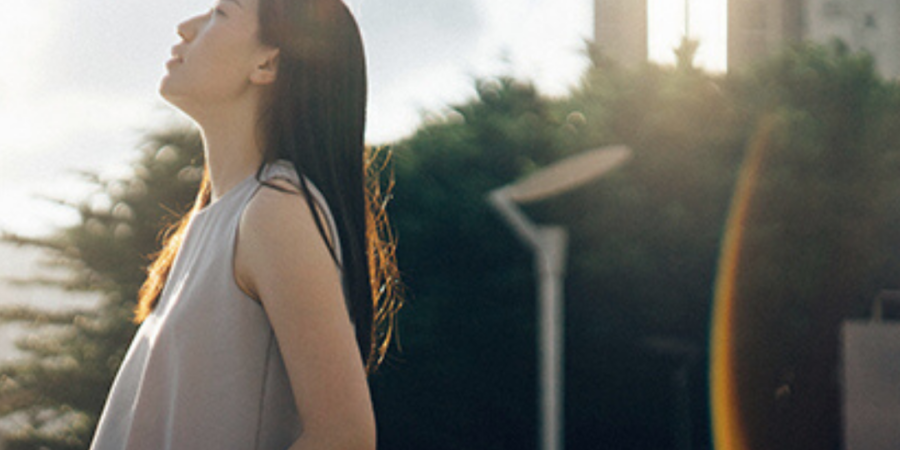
[806,0,900,78]
[842,321,900,450]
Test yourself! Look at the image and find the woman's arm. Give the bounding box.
[236,183,376,450]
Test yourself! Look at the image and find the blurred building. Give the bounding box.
[728,0,804,71]
[806,0,900,77]
[842,321,900,450]
[594,0,648,66]
[594,0,900,77]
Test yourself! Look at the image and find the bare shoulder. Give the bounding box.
[234,178,334,303]
[235,182,375,448]
[234,179,372,444]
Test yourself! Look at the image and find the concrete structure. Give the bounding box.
[594,0,648,66]
[842,321,900,450]
[728,0,805,71]
[806,0,900,77]
[594,0,900,77]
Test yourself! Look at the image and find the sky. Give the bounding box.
[0,0,727,239]
[649,0,726,70]
[0,0,596,238]
[0,0,726,353]
[0,0,599,332]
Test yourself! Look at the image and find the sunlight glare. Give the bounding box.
[0,1,61,101]
[648,0,727,72]
[648,0,686,66]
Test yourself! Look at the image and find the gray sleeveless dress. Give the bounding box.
[90,159,343,450]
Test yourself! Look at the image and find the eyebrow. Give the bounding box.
[224,0,244,9]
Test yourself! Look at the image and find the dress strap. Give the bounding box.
[261,160,343,267]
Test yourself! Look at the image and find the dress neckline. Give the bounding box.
[194,170,258,218]
[192,160,297,218]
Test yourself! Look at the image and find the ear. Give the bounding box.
[250,47,280,85]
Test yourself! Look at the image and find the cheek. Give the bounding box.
[189,41,251,88]
[205,32,258,75]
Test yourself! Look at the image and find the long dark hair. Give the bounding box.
[135,0,401,374]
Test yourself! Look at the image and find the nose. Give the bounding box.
[176,18,195,42]
[176,11,207,42]
[176,20,193,42]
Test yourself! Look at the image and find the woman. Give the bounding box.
[89,0,399,448]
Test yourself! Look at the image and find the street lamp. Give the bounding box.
[487,145,632,450]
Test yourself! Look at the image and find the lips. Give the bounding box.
[166,53,183,71]
[170,46,186,63]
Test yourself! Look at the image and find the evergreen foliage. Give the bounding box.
[0,125,203,449]
[375,40,900,449]
[2,40,900,450]
[716,42,900,450]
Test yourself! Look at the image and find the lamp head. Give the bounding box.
[505,145,632,203]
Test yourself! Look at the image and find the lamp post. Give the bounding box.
[487,145,632,450]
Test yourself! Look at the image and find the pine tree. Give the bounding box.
[0,123,204,449]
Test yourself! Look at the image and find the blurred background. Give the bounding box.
[2,0,900,449]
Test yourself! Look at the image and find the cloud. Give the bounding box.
[0,0,63,102]
[1,0,593,235]
[472,0,593,95]
[0,0,204,236]
[359,0,594,142]
[42,0,203,97]
[355,0,485,92]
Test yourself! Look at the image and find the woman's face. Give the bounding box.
[160,0,278,114]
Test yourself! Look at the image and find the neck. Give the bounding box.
[195,96,266,202]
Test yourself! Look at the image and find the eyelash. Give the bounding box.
[210,7,225,16]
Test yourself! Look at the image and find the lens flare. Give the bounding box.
[710,115,777,450]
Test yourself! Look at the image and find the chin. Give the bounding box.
[159,79,185,105]
[158,92,203,124]
[158,76,174,97]
[158,89,186,115]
